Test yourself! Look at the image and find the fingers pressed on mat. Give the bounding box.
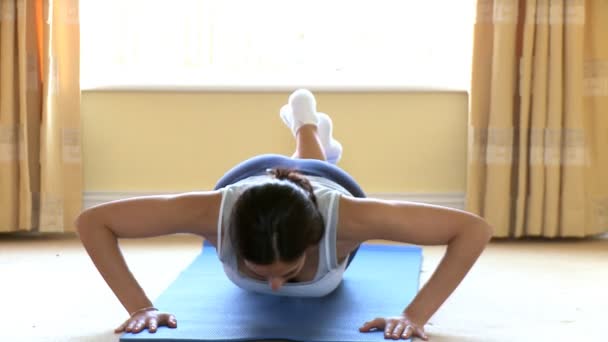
[393,322,406,338]
[384,320,396,338]
[148,318,158,333]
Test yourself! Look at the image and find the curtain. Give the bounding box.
[0,0,81,233]
[467,0,608,237]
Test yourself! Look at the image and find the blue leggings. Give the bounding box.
[214,154,365,268]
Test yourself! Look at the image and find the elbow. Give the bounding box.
[473,221,493,245]
[466,212,494,242]
[485,223,494,239]
[455,220,493,246]
[74,211,88,238]
[74,208,99,238]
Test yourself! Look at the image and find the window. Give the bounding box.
[80,0,476,90]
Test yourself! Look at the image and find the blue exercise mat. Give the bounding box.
[121,241,422,342]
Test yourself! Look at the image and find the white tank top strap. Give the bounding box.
[216,189,226,257]
[323,192,339,270]
[216,186,239,262]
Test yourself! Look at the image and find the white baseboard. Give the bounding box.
[84,192,465,210]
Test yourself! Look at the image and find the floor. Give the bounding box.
[0,233,606,342]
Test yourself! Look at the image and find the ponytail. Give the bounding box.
[266,168,318,206]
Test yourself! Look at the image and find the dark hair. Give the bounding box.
[229,168,325,265]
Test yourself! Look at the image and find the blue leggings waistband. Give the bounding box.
[213,154,365,198]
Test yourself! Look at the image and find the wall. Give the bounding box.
[81,91,468,195]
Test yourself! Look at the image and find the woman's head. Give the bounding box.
[229,168,324,287]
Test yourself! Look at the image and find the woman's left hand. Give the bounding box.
[359,314,429,340]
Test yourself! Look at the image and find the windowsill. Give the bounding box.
[81,72,470,93]
[81,82,469,93]
[82,84,468,93]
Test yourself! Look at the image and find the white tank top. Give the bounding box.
[216,175,352,297]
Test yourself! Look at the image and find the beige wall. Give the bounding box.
[81,91,468,194]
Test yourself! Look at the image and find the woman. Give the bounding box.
[76,89,493,341]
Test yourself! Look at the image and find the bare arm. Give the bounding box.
[75,191,221,314]
[339,196,493,327]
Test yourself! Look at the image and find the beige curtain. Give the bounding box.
[467,0,608,238]
[0,0,81,233]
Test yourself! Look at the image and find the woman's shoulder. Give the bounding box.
[335,195,377,243]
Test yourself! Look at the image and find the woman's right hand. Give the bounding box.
[114,309,177,334]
